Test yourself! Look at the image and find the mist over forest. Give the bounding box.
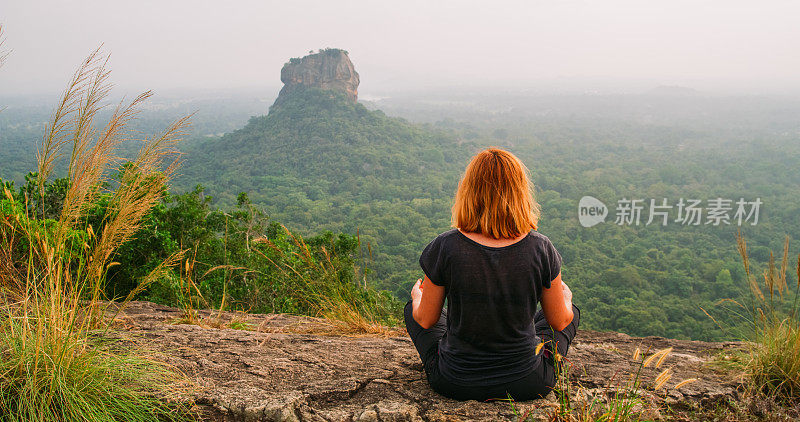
[5,1,800,419]
[3,85,799,341]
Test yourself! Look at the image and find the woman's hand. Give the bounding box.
[411,278,423,303]
[562,281,573,308]
[540,272,574,331]
[411,275,445,329]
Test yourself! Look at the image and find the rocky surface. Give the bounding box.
[276,49,360,104]
[110,301,744,421]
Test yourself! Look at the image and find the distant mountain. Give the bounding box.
[176,50,474,293]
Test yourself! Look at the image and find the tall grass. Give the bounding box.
[0,47,191,421]
[545,346,696,422]
[735,233,800,403]
[254,225,401,334]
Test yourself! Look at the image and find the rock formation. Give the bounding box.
[109,301,750,421]
[275,48,360,104]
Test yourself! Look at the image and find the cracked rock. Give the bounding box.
[105,301,745,421]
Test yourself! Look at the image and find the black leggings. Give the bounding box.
[403,301,580,401]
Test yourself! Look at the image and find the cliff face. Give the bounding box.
[276,49,360,104]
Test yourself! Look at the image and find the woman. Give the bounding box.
[404,147,579,401]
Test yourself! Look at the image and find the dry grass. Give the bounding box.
[166,252,262,330]
[0,46,192,421]
[153,222,401,335]
[543,347,700,422]
[252,224,400,334]
[170,247,205,325]
[255,310,404,338]
[734,233,800,403]
[318,299,403,337]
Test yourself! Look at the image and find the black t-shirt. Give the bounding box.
[419,229,562,386]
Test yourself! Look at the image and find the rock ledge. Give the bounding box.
[112,301,744,421]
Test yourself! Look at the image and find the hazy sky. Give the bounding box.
[1,0,799,97]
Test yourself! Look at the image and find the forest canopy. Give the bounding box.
[3,88,799,341]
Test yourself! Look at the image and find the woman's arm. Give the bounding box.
[540,272,574,331]
[411,275,445,329]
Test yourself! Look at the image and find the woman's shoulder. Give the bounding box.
[436,228,461,240]
[422,229,475,258]
[426,229,461,248]
[527,230,559,252]
[529,230,562,270]
[419,230,461,279]
[528,230,553,244]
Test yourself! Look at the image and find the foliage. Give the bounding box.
[0,49,190,421]
[177,88,474,299]
[5,84,800,340]
[253,225,400,328]
[79,178,403,326]
[167,88,800,341]
[0,323,188,422]
[735,233,800,403]
[0,168,401,328]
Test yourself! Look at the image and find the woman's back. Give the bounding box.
[420,229,562,385]
[404,147,578,401]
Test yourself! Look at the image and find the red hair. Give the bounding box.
[451,148,540,239]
